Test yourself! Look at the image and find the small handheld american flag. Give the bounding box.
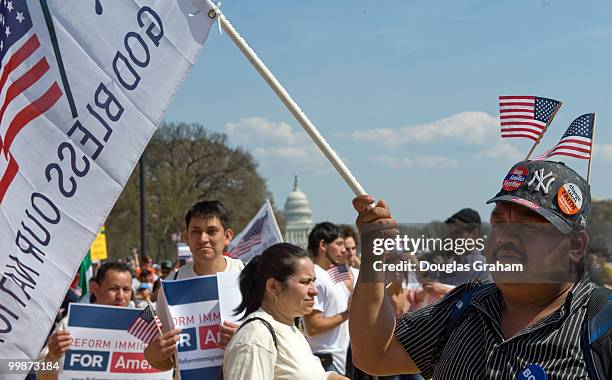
[499,96,561,141]
[327,265,351,284]
[548,113,594,160]
[127,304,163,344]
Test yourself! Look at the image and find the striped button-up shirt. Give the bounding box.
[395,276,598,379]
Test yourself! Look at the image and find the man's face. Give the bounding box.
[322,236,346,265]
[486,202,571,283]
[92,269,132,307]
[185,216,233,261]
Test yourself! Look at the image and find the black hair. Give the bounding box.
[234,243,310,318]
[307,222,341,256]
[94,261,132,284]
[185,200,231,230]
[339,224,359,247]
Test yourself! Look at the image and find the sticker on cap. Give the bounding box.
[502,166,528,191]
[511,197,540,210]
[557,183,583,215]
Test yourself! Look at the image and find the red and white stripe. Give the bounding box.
[499,96,545,141]
[549,135,592,160]
[127,313,162,344]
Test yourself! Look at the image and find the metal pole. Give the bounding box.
[139,155,147,260]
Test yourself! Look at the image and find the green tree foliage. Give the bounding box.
[105,122,283,261]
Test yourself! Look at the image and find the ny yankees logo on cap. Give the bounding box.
[528,169,555,195]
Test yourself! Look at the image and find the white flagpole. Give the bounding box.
[587,113,596,184]
[207,5,368,198]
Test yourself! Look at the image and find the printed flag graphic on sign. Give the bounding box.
[547,113,594,160]
[228,200,283,262]
[128,304,163,344]
[328,265,351,284]
[499,96,561,141]
[0,1,63,204]
[0,0,217,366]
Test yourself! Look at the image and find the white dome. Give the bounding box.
[284,176,313,226]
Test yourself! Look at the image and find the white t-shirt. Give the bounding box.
[224,308,333,380]
[305,264,351,374]
[156,256,245,330]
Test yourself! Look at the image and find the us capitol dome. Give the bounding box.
[283,175,314,250]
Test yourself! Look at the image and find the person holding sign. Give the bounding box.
[145,200,245,370]
[223,243,348,379]
[38,261,134,380]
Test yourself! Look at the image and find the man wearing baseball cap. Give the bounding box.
[348,160,610,379]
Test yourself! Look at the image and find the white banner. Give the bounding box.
[228,200,283,262]
[0,0,216,364]
[61,304,173,380]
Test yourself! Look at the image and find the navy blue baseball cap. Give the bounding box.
[487,160,591,234]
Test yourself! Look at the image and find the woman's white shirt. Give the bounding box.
[223,308,333,380]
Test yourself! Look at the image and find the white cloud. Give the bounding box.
[373,155,460,170]
[593,144,612,163]
[478,141,523,161]
[346,111,498,147]
[224,117,325,166]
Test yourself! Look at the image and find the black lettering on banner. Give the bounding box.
[125,32,150,67]
[2,270,35,305]
[0,302,19,341]
[31,192,61,224]
[95,83,124,123]
[58,142,90,178]
[0,276,26,307]
[21,210,51,246]
[138,6,163,47]
[6,255,39,288]
[113,52,140,90]
[45,163,76,198]
[15,230,46,264]
[68,121,103,160]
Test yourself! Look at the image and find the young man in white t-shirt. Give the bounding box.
[144,200,244,371]
[304,222,351,375]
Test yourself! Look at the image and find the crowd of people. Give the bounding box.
[37,159,610,379]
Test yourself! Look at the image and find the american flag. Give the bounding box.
[127,305,163,344]
[547,113,594,160]
[532,148,554,161]
[0,0,63,204]
[327,265,351,284]
[230,213,266,257]
[499,96,561,141]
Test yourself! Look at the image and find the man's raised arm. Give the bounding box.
[349,195,419,376]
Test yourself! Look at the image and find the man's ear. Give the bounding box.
[569,230,589,265]
[224,228,234,245]
[318,239,326,255]
[90,281,100,297]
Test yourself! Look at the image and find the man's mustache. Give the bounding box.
[489,242,526,263]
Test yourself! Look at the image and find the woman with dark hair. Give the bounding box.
[223,243,348,380]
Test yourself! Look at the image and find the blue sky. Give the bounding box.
[165,0,612,224]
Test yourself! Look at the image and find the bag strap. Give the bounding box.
[582,286,612,380]
[238,317,278,348]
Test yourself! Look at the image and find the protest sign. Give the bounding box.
[0,0,216,364]
[162,273,241,379]
[62,304,172,380]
